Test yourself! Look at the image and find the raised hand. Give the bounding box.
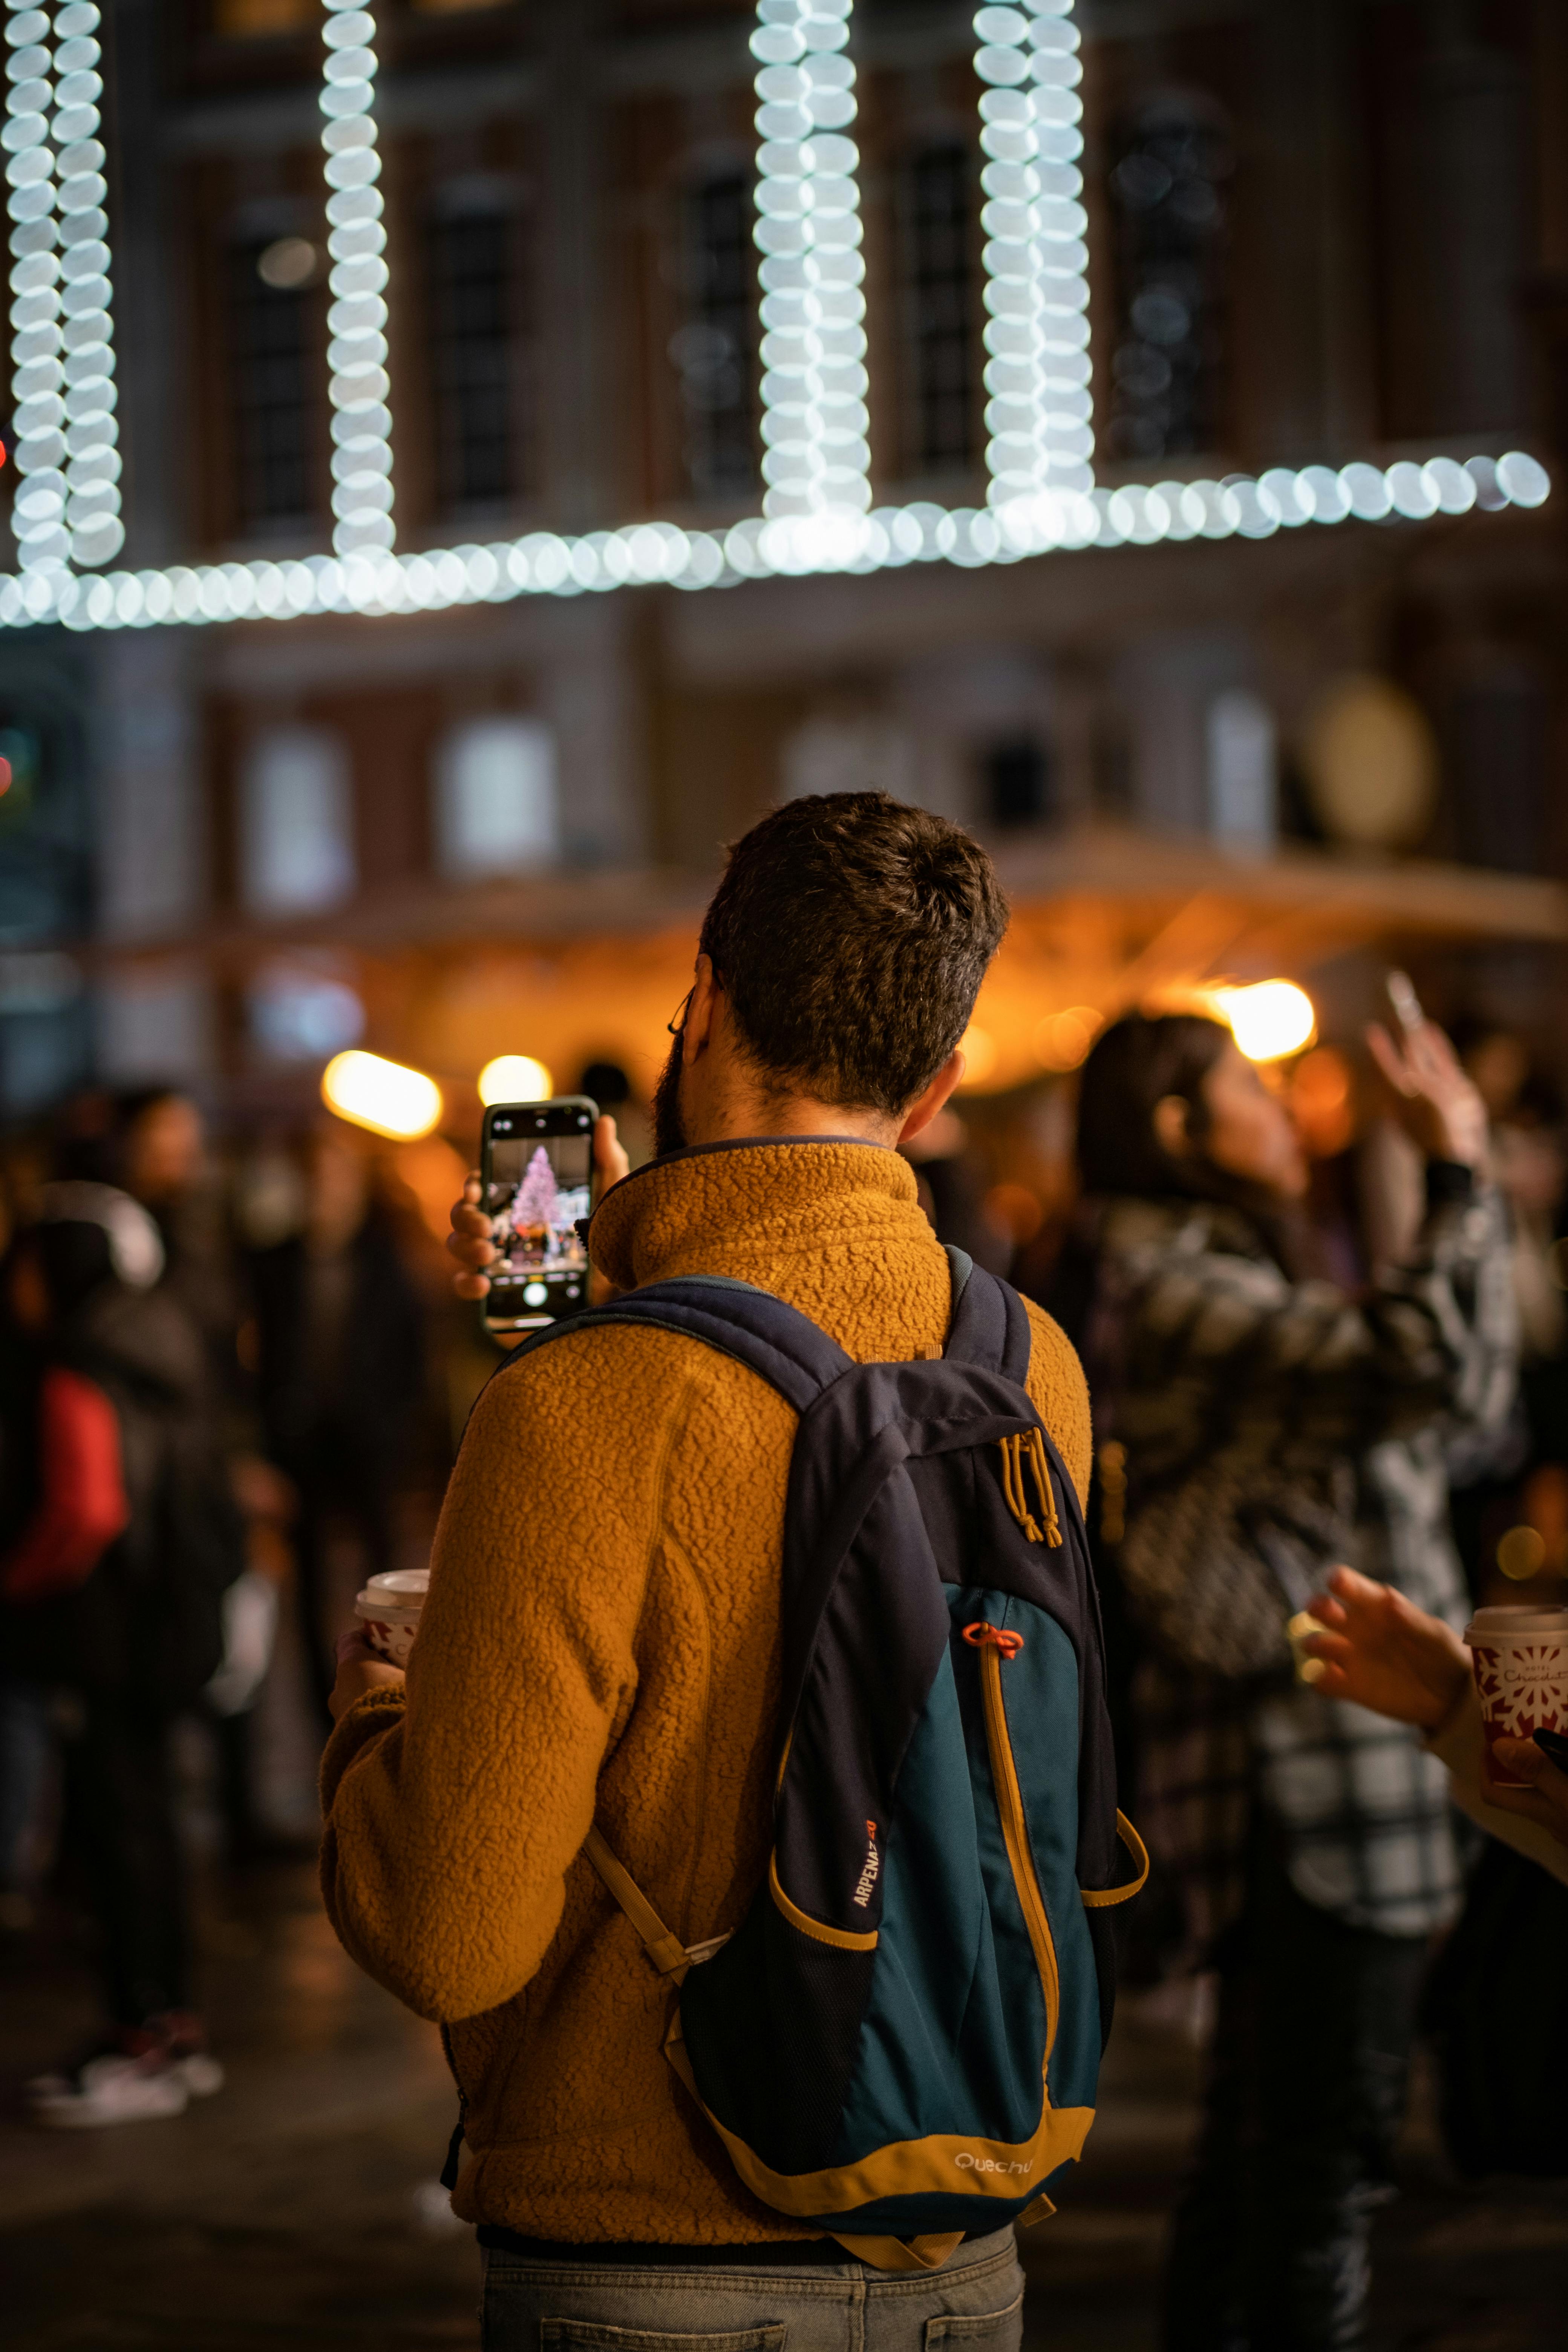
[1365,1017,1488,1172]
[1297,1564,1471,1731]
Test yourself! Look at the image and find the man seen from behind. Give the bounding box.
[319,794,1093,2351]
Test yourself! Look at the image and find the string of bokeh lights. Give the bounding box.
[0,0,1551,632]
[5,0,122,579]
[751,0,871,554]
[320,0,395,559]
[974,2,1096,516]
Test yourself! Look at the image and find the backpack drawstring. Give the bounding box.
[1027,1426,1062,1547]
[963,1621,1024,1658]
[997,1431,1063,1548]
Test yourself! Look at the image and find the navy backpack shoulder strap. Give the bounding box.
[494,1274,852,1415]
[940,1244,1032,1386]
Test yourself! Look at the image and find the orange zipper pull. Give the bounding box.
[963,1621,1025,1659]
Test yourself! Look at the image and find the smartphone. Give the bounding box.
[479,1096,597,1335]
[1386,969,1424,1038]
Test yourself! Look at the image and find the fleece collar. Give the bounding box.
[588,1136,923,1295]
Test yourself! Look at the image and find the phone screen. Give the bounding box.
[482,1098,596,1332]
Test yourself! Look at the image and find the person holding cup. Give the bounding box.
[1298,1565,1568,1877]
[318,796,1095,2352]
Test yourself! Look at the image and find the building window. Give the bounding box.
[983,737,1052,829]
[229,237,322,531]
[435,716,558,879]
[898,141,977,476]
[669,170,758,502]
[1205,689,1277,851]
[240,726,355,915]
[248,957,365,1062]
[429,198,523,512]
[214,0,314,35]
[1105,95,1231,463]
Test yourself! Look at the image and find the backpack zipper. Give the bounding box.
[963,1623,1060,2061]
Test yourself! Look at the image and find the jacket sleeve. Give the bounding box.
[318,1338,662,2023]
[0,1367,128,1603]
[1124,1168,1516,1456]
[1427,1683,1568,1889]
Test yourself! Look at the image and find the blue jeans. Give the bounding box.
[480,2227,1025,2352]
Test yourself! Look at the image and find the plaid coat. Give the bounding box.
[1084,1167,1517,1951]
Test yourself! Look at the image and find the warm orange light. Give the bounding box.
[984,1183,1045,1245]
[1217,980,1316,1062]
[392,1135,472,1243]
[1035,1006,1102,1072]
[322,1050,443,1140]
[1292,1046,1354,1158]
[956,1024,998,1087]
[0,757,10,797]
[478,1054,553,1106]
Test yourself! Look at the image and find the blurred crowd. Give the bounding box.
[1,1001,1564,2322]
[0,1086,455,2119]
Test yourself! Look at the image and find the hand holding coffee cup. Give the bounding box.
[354,1569,429,1668]
[1465,1606,1568,1788]
[327,1571,428,1726]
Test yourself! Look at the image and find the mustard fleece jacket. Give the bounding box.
[319,1138,1092,2246]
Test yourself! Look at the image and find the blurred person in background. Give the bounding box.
[247,1125,426,1728]
[901,1104,1012,1274]
[1058,1009,1514,2352]
[80,1087,297,1862]
[113,1088,248,1402]
[0,1184,243,2124]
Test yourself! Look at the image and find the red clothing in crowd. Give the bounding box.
[1,1366,128,1603]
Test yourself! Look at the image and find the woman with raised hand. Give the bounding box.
[1054,1006,1514,2352]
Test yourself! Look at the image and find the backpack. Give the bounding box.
[486,1250,1145,2269]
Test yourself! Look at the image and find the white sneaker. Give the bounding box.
[173,2050,225,2099]
[147,2013,225,2100]
[30,2048,190,2128]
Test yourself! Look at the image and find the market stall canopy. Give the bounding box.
[92,827,1568,1115]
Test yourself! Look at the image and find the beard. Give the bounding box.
[652,1034,688,1158]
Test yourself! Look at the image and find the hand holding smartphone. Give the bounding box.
[479,1096,597,1334]
[1365,969,1489,1172]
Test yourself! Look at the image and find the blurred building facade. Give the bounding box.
[1,0,1566,1123]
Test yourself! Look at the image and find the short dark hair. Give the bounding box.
[1075,1013,1230,1197]
[698,793,1009,1115]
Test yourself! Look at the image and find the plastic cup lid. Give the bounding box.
[355,1591,422,1620]
[364,1570,429,1601]
[1466,1607,1568,1639]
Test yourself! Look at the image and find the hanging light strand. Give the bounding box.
[320,0,395,559]
[4,2,124,582]
[5,1,68,584]
[973,1,1094,534]
[751,0,872,568]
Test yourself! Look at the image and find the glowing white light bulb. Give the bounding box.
[320,1,395,558]
[752,0,871,559]
[974,1,1093,534]
[478,1055,554,1107]
[322,1050,442,1139]
[1219,981,1315,1063]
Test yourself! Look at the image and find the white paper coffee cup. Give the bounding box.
[1464,1606,1568,1786]
[354,1568,429,1668]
